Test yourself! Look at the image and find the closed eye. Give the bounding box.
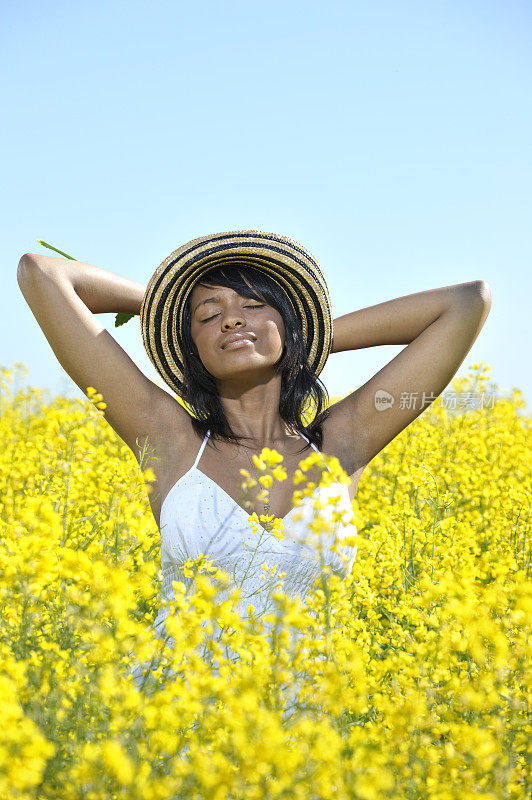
[201,304,265,323]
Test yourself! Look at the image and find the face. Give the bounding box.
[188,282,286,384]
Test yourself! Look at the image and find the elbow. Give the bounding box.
[17,254,43,286]
[18,253,35,272]
[476,281,492,319]
[457,280,492,310]
[17,254,32,285]
[460,281,492,329]
[474,280,492,307]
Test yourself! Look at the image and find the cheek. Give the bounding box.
[190,329,208,359]
[191,323,208,345]
[262,320,284,345]
[265,312,284,334]
[275,318,286,342]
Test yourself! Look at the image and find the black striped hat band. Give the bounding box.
[140,230,333,396]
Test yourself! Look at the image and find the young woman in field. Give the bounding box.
[17,230,491,620]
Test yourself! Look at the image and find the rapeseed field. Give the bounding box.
[0,361,530,800]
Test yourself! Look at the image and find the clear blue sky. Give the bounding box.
[2,0,530,409]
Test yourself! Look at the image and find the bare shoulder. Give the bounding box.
[320,399,369,481]
[131,385,193,469]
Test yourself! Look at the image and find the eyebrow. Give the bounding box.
[193,296,222,316]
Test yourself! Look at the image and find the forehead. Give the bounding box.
[190,282,240,300]
[189,277,262,304]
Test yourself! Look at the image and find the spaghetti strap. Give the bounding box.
[297,431,332,473]
[193,429,211,468]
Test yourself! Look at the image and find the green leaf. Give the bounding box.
[115,312,135,327]
[37,240,77,260]
[37,240,136,328]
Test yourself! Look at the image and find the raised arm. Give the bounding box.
[327,280,492,469]
[16,253,186,458]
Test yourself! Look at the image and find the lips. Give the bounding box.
[222,333,255,349]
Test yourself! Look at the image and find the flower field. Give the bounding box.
[0,362,530,800]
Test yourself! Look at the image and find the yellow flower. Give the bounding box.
[2,360,530,798]
[293,469,307,485]
[259,447,284,467]
[299,452,322,472]
[272,466,287,481]
[101,740,134,785]
[239,468,257,489]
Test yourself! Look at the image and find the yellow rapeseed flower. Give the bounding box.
[1,363,530,799]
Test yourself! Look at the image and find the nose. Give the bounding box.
[221,304,246,329]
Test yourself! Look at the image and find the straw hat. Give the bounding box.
[140,230,333,395]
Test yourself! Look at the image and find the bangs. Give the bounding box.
[190,265,271,307]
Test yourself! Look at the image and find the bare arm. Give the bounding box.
[330,280,489,352]
[17,253,185,457]
[327,280,492,468]
[19,253,146,315]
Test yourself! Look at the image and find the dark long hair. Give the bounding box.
[178,264,331,454]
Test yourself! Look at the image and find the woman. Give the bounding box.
[17,229,492,628]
